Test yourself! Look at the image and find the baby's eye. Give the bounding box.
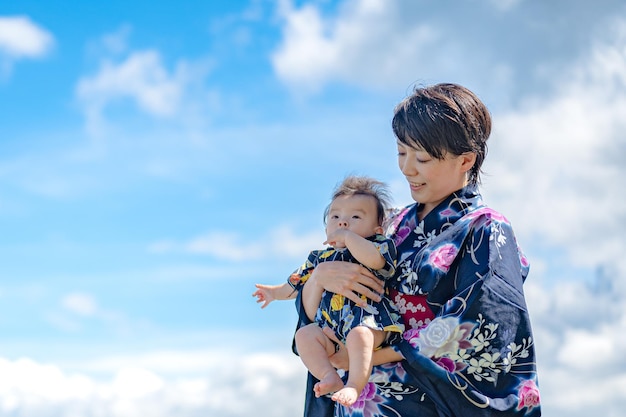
[352,215,362,219]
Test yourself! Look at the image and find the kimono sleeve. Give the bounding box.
[371,235,397,280]
[287,250,320,292]
[398,214,540,416]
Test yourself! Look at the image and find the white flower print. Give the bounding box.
[404,316,473,359]
[408,317,431,329]
[413,220,437,248]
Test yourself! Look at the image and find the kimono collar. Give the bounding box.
[417,184,483,229]
[389,185,484,249]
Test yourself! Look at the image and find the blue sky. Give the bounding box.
[2,1,626,416]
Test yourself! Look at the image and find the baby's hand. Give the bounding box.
[252,284,275,309]
[324,229,350,248]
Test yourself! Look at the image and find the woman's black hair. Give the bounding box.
[392,83,491,185]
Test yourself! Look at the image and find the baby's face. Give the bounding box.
[325,194,381,239]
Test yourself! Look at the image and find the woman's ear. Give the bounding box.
[459,152,477,173]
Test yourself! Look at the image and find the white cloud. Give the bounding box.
[482,17,626,270]
[0,358,94,406]
[150,224,325,262]
[100,24,133,56]
[62,292,98,316]
[0,16,53,58]
[0,352,306,417]
[111,367,164,398]
[0,15,54,77]
[557,328,616,370]
[76,50,184,133]
[186,231,267,260]
[74,26,218,138]
[540,368,626,412]
[272,0,439,92]
[46,291,147,336]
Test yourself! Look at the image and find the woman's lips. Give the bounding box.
[409,182,425,191]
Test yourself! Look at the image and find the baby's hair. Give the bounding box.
[324,175,392,226]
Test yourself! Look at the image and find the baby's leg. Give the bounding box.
[331,327,387,407]
[295,323,344,397]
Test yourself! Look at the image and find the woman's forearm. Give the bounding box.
[372,345,404,366]
[329,343,404,371]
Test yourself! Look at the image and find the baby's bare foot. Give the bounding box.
[313,371,344,398]
[331,385,359,407]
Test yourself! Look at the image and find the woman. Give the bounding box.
[295,83,541,416]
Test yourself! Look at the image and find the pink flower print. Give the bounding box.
[434,356,467,373]
[519,252,530,268]
[439,208,456,217]
[388,208,411,242]
[428,244,459,272]
[435,357,456,372]
[352,382,377,410]
[517,379,540,411]
[394,225,411,246]
[465,207,509,223]
[402,327,423,349]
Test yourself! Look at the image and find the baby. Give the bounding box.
[253,175,403,407]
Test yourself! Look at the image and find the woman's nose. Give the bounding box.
[400,157,416,176]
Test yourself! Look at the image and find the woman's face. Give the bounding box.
[397,141,475,218]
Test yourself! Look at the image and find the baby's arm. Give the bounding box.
[325,230,385,270]
[252,283,297,308]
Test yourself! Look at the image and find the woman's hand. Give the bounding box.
[301,260,383,321]
[301,261,384,321]
[310,261,384,306]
